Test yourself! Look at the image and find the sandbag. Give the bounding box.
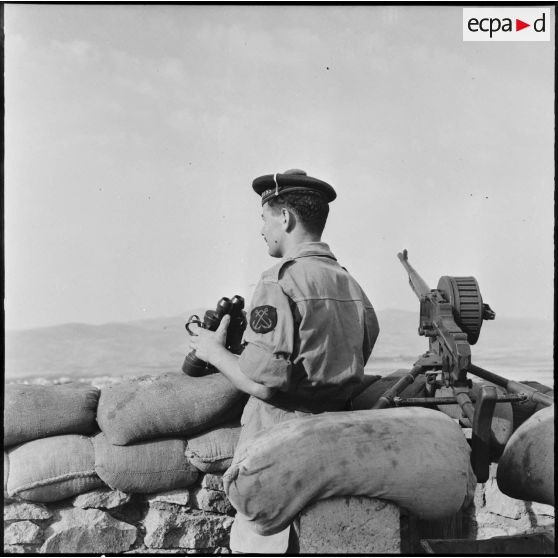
[93,433,198,493]
[4,383,100,447]
[186,422,241,473]
[224,407,476,535]
[96,372,246,445]
[353,370,427,410]
[6,434,105,502]
[497,405,554,506]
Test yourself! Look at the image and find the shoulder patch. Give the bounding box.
[249,305,278,334]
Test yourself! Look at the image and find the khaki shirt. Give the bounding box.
[238,241,379,412]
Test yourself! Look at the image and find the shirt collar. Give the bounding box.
[283,241,337,261]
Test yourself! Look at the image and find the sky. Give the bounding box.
[4,4,555,330]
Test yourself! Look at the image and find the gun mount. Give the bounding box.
[373,249,553,483]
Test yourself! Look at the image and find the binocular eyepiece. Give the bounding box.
[182,295,247,377]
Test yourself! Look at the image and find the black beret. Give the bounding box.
[252,169,337,205]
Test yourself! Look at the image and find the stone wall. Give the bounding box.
[4,474,233,554]
[468,463,554,540]
[4,464,554,554]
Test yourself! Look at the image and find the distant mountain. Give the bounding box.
[4,309,554,387]
[4,312,203,381]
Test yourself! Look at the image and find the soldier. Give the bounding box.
[189,169,379,553]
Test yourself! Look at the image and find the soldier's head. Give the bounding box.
[253,169,336,258]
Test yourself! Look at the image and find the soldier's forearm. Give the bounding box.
[210,347,276,401]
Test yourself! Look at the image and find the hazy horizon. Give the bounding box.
[3,304,554,334]
[5,307,553,388]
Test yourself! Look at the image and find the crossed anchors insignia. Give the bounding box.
[249,305,278,334]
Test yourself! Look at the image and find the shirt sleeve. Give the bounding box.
[363,304,380,365]
[238,278,295,391]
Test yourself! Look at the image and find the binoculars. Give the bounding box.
[182,295,247,377]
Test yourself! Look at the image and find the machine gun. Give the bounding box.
[373,250,553,482]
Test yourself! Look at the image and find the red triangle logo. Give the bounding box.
[516,19,530,31]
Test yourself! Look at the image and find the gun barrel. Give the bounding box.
[397,249,431,298]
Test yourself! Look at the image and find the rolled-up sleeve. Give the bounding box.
[238,279,295,391]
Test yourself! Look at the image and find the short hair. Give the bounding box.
[267,192,329,235]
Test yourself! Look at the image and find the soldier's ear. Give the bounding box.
[281,207,296,232]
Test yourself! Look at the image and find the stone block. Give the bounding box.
[147,489,191,506]
[4,521,43,545]
[144,506,233,549]
[524,513,555,532]
[4,502,52,521]
[476,524,515,539]
[484,475,524,519]
[473,481,486,509]
[40,507,137,553]
[467,460,555,540]
[474,509,535,540]
[109,498,147,525]
[73,488,132,509]
[202,474,225,492]
[192,488,235,516]
[299,496,402,554]
[531,502,555,517]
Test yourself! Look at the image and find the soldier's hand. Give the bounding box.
[214,314,230,346]
[188,315,230,364]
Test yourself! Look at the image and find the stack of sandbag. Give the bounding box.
[4,373,246,503]
[93,372,245,492]
[90,423,242,495]
[93,433,199,493]
[6,434,105,502]
[224,407,477,536]
[92,423,242,494]
[96,372,244,445]
[185,422,241,473]
[4,383,105,502]
[5,382,100,446]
